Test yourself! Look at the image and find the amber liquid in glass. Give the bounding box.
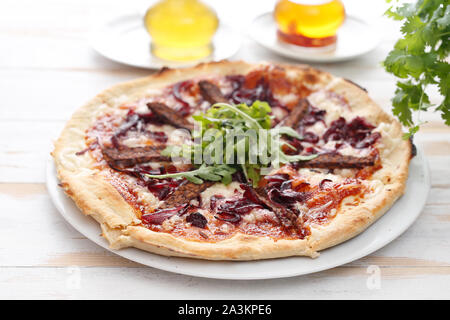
[274,0,345,47]
[144,0,219,61]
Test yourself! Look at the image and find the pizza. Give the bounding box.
[52,61,414,260]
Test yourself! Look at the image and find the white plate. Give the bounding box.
[248,12,381,63]
[90,14,241,69]
[46,148,429,280]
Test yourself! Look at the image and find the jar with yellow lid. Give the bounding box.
[144,0,219,61]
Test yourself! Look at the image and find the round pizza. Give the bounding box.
[52,61,414,260]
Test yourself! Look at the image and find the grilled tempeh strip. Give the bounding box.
[254,187,299,234]
[198,80,229,104]
[102,145,169,169]
[298,153,376,169]
[147,102,194,131]
[160,180,215,209]
[276,98,311,128]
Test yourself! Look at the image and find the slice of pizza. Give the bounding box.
[52,61,414,260]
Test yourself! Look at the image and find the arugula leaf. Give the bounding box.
[147,101,316,187]
[383,0,450,138]
[145,164,236,185]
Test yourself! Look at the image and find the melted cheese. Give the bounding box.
[374,122,399,158]
[242,208,277,225]
[200,182,241,206]
[122,135,151,148]
[286,69,298,80]
[307,90,354,125]
[296,169,345,185]
[162,214,182,231]
[276,92,298,105]
[336,144,371,157]
[305,121,327,136]
[219,222,234,233]
[272,107,287,122]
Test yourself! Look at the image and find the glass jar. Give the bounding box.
[144,0,219,61]
[274,0,345,47]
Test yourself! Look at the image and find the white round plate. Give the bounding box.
[47,148,429,280]
[249,12,381,63]
[90,14,241,69]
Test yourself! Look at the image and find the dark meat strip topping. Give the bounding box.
[295,153,376,169]
[147,102,194,132]
[254,187,299,234]
[101,145,169,169]
[198,80,229,104]
[276,98,311,128]
[159,180,214,209]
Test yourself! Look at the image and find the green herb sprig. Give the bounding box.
[145,101,316,186]
[145,163,236,185]
[383,0,449,138]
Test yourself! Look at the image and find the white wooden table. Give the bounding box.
[1,0,449,299]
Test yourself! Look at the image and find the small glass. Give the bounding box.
[144,0,219,61]
[274,0,345,48]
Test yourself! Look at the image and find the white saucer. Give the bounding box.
[46,147,429,280]
[90,14,241,69]
[249,12,381,63]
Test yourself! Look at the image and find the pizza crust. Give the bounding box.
[52,60,411,260]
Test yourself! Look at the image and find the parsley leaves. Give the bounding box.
[383,0,449,138]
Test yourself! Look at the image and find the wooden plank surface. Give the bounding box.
[0,0,449,299]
